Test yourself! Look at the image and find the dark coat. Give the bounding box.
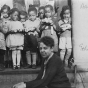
[25,54,71,88]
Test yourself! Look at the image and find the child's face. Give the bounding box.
[1,8,9,18]
[63,9,70,19]
[20,15,26,22]
[39,9,44,19]
[45,7,52,18]
[11,11,19,21]
[28,11,37,21]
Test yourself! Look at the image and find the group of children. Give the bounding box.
[0,4,72,70]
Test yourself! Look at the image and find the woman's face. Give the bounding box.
[11,11,19,21]
[63,9,70,19]
[39,42,53,59]
[28,11,37,21]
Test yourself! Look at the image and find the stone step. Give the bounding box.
[0,67,40,75]
[0,66,74,75]
[0,73,75,88]
[0,67,76,88]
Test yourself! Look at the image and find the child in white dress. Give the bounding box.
[58,6,72,67]
[6,8,24,69]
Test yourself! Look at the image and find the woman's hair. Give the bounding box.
[40,36,54,48]
[28,7,37,14]
[45,5,53,11]
[1,4,10,13]
[60,5,71,19]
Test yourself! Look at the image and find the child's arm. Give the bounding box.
[39,21,46,32]
[35,24,40,33]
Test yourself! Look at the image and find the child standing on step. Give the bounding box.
[40,5,59,53]
[24,7,40,69]
[19,10,28,67]
[6,8,24,69]
[58,6,72,67]
[38,6,45,20]
[0,4,12,68]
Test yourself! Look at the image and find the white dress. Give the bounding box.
[6,21,24,50]
[25,18,40,35]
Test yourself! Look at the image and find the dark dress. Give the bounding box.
[25,54,71,88]
[24,34,38,52]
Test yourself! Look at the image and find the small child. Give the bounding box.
[1,4,10,20]
[0,10,6,70]
[38,6,45,20]
[6,8,24,69]
[19,10,27,67]
[40,5,59,53]
[0,4,12,68]
[24,7,40,69]
[38,6,45,37]
[58,6,72,67]
[20,10,27,23]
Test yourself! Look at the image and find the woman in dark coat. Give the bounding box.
[13,36,71,88]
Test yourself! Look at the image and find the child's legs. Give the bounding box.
[12,50,16,66]
[60,49,66,61]
[64,48,72,66]
[17,50,21,66]
[65,37,72,66]
[21,50,26,66]
[8,50,12,61]
[4,49,9,61]
[26,51,31,65]
[0,49,5,66]
[4,49,9,68]
[59,37,66,61]
[32,53,37,65]
[8,50,12,68]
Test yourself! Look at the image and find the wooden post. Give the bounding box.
[72,0,88,71]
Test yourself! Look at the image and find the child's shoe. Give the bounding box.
[32,64,36,69]
[17,65,20,69]
[13,65,16,70]
[24,64,31,69]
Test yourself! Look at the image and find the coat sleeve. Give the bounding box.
[25,58,59,88]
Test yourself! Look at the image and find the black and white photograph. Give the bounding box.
[0,0,88,88]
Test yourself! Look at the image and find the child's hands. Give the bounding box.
[13,82,26,88]
[10,30,17,32]
[48,19,54,25]
[25,27,36,32]
[30,27,36,31]
[41,18,49,23]
[60,24,71,31]
[41,18,54,25]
